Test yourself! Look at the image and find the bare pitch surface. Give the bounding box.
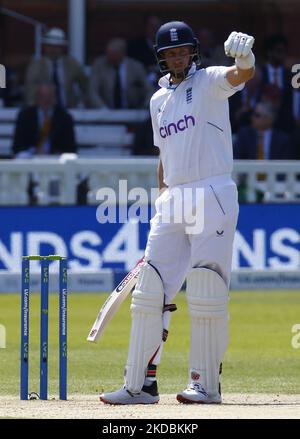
[1,394,300,419]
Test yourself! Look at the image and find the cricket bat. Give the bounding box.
[87,257,145,343]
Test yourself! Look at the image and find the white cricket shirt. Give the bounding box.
[150,64,244,186]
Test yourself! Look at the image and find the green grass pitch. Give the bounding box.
[1,290,300,396]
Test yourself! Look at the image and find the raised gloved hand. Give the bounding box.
[224,31,255,69]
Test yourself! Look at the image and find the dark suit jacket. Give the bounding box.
[229,91,254,134]
[258,65,294,133]
[234,126,294,159]
[292,127,300,160]
[260,64,292,95]
[0,66,21,107]
[13,105,76,155]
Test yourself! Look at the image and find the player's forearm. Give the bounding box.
[226,65,255,87]
[158,159,167,192]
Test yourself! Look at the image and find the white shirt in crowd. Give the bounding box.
[266,64,284,89]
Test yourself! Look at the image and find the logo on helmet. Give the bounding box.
[170,28,179,42]
[159,115,195,138]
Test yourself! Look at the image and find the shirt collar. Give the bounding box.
[158,63,197,89]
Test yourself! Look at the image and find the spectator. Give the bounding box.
[234,101,293,160]
[292,125,300,160]
[260,82,282,108]
[258,34,294,132]
[13,83,76,156]
[25,28,88,108]
[132,115,159,156]
[229,68,262,134]
[234,101,294,203]
[0,45,22,107]
[89,38,153,109]
[292,76,300,128]
[0,66,22,107]
[128,15,162,86]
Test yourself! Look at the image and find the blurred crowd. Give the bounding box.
[1,16,300,162]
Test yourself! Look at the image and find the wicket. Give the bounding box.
[20,255,68,400]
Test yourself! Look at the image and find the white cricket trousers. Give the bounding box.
[145,174,239,300]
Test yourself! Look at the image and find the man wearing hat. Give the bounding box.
[25,28,88,108]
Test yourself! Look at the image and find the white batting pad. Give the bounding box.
[186,267,229,396]
[125,262,164,393]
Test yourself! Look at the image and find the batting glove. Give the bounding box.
[224,31,255,69]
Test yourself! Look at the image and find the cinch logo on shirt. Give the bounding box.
[159,115,195,138]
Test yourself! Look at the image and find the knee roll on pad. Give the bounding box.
[125,262,164,393]
[186,268,229,396]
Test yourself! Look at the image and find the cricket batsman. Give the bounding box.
[100,21,255,404]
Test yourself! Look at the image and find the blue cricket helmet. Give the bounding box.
[154,21,201,74]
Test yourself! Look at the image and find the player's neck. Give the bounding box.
[170,76,183,85]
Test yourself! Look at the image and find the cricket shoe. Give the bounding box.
[100,381,159,405]
[176,383,222,404]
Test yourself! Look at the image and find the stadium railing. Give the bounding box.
[0,157,300,205]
